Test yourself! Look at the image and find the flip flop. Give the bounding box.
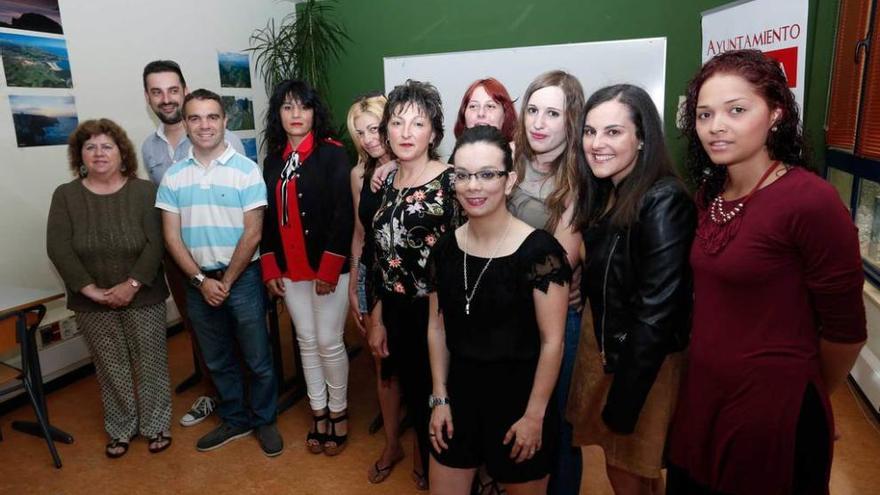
[105,438,130,459]
[148,432,172,454]
[412,469,429,491]
[367,453,404,484]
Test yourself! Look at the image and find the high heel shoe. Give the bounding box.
[306,411,329,454]
[323,412,348,456]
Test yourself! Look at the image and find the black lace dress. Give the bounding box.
[427,228,572,482]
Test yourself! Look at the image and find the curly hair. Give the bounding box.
[379,79,444,161]
[346,93,387,180]
[67,118,139,178]
[680,49,810,207]
[453,78,517,142]
[513,70,585,232]
[264,79,335,156]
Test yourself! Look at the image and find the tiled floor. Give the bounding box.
[0,318,878,494]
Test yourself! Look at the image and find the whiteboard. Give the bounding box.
[384,37,667,159]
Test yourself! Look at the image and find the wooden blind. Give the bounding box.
[827,0,872,152]
[857,4,880,158]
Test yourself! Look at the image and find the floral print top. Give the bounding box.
[373,168,458,299]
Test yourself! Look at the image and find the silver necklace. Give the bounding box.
[462,216,513,316]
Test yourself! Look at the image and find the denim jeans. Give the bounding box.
[548,307,584,495]
[187,264,277,428]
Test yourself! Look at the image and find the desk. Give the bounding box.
[0,287,73,468]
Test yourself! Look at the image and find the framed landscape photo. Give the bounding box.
[241,137,258,162]
[218,51,251,88]
[9,94,78,147]
[221,96,255,131]
[0,31,71,88]
[0,0,63,35]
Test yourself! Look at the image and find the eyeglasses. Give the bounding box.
[453,170,509,183]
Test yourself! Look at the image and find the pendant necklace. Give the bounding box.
[462,215,513,316]
[709,160,780,225]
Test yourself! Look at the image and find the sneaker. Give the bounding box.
[196,423,253,452]
[256,423,284,457]
[180,396,216,427]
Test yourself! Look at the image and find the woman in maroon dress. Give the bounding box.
[667,49,866,494]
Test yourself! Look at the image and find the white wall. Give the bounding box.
[0,0,292,299]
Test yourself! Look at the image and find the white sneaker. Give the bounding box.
[180,396,216,427]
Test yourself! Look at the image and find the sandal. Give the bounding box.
[105,438,130,459]
[412,469,429,491]
[367,452,404,484]
[148,432,172,454]
[306,411,329,454]
[323,412,348,456]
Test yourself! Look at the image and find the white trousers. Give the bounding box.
[282,275,350,412]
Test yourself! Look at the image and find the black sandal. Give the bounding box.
[105,438,130,459]
[324,413,348,456]
[148,432,172,454]
[306,411,329,454]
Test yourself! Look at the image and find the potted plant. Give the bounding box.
[247,0,350,98]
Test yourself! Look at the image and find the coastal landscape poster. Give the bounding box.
[0,0,63,34]
[241,138,258,163]
[0,32,71,87]
[221,96,255,131]
[218,52,251,88]
[10,94,78,147]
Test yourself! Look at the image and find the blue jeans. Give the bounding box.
[186,264,277,428]
[549,307,583,495]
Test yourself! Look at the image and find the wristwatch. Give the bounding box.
[189,272,206,288]
[129,278,141,289]
[428,395,450,408]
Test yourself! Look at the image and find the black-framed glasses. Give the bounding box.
[453,170,509,183]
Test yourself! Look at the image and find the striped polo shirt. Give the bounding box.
[156,144,267,271]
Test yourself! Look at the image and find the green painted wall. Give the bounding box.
[320,0,839,171]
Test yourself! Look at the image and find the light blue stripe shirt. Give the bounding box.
[155,144,267,270]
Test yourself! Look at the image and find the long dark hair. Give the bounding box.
[575,84,681,229]
[263,79,334,156]
[680,49,810,207]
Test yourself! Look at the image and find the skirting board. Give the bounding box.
[850,346,880,413]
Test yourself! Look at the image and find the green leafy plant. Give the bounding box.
[247,0,350,99]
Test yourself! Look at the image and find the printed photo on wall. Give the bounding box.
[0,0,63,35]
[218,52,251,88]
[10,94,78,147]
[221,96,255,131]
[242,137,258,163]
[0,32,71,87]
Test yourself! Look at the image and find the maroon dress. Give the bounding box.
[667,168,866,494]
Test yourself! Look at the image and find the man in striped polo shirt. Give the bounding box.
[156,89,282,456]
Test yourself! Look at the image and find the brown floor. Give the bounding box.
[1,314,879,495]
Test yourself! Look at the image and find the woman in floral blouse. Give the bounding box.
[368,79,457,491]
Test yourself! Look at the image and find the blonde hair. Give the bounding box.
[513,70,585,232]
[346,94,388,176]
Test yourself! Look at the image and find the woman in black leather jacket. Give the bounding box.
[566,84,695,495]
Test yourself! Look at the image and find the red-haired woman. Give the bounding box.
[667,50,866,495]
[453,77,518,144]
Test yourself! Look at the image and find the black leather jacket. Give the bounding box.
[581,176,696,434]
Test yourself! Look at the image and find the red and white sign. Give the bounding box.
[701,0,809,112]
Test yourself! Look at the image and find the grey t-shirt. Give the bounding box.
[141,124,245,184]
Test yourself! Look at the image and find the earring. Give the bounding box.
[79,165,87,177]
[771,125,778,132]
[121,165,127,172]
[638,142,644,150]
